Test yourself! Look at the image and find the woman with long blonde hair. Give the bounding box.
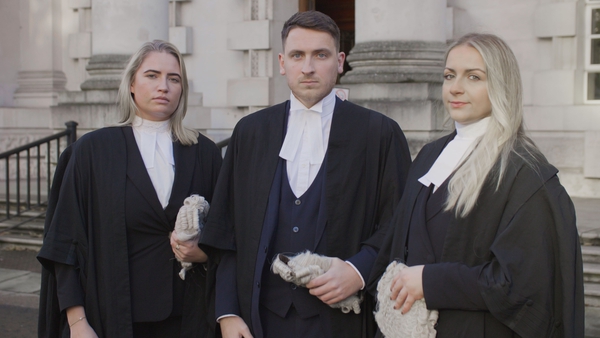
[369,33,584,337]
[38,40,222,338]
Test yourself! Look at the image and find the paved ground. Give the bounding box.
[0,198,599,337]
[0,250,41,338]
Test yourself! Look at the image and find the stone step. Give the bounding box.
[0,234,43,251]
[583,246,600,264]
[586,283,600,307]
[581,231,600,247]
[584,263,600,283]
[0,218,45,231]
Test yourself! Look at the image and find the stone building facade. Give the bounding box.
[0,0,599,198]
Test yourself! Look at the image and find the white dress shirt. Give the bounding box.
[279,89,336,197]
[419,117,491,191]
[131,116,175,209]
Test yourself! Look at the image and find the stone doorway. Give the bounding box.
[299,0,355,77]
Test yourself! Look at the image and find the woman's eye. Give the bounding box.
[443,74,454,80]
[169,77,180,83]
[469,75,480,81]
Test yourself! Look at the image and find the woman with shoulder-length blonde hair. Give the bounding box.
[368,33,584,337]
[38,40,222,338]
[116,39,198,146]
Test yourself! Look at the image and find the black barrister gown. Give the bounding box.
[369,133,585,338]
[37,127,222,338]
[199,98,412,338]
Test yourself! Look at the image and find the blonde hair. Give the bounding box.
[117,40,198,145]
[445,33,540,217]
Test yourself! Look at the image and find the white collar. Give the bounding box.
[454,116,491,140]
[418,117,490,190]
[288,89,336,116]
[279,90,336,163]
[132,116,175,168]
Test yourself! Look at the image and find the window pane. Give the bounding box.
[588,72,600,101]
[594,9,600,35]
[593,38,600,64]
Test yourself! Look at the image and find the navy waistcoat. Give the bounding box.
[260,159,328,319]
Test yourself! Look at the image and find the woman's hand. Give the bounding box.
[389,265,425,314]
[170,230,208,263]
[67,306,98,338]
[70,320,99,338]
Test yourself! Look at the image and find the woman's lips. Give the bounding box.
[449,101,468,108]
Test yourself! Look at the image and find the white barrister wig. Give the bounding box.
[375,261,438,338]
[271,250,363,314]
[174,195,210,280]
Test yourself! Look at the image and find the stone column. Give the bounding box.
[13,0,66,108]
[53,0,169,131]
[341,0,448,154]
[81,0,169,90]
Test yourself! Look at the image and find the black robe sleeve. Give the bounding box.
[54,262,85,311]
[37,144,73,338]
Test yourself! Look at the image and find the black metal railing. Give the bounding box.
[0,121,78,224]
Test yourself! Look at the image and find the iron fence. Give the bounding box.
[0,121,77,223]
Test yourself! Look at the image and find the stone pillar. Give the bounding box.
[13,0,66,108]
[53,0,169,131]
[81,0,169,90]
[341,0,448,154]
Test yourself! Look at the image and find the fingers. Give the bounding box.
[306,259,363,305]
[173,241,208,263]
[401,296,416,315]
[389,266,425,314]
[220,316,254,338]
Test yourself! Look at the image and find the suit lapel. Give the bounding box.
[164,141,197,221]
[255,102,288,241]
[400,133,455,251]
[426,179,450,221]
[122,127,170,225]
[316,98,354,250]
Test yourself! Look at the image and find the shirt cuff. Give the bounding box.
[216,314,240,323]
[345,245,378,291]
[345,261,366,290]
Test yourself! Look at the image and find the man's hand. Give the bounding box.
[220,316,253,338]
[170,231,208,263]
[389,265,424,314]
[306,258,363,305]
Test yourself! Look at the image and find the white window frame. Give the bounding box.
[584,1,600,103]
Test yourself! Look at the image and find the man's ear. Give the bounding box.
[279,53,286,75]
[337,52,346,74]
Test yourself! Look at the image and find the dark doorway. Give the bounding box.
[299,0,355,77]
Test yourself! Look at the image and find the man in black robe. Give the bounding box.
[199,11,411,338]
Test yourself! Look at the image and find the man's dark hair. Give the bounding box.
[281,11,341,51]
